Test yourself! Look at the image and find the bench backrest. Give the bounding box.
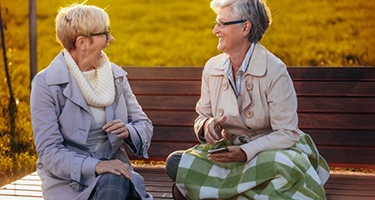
[124,66,375,168]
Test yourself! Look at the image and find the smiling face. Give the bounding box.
[86,28,114,69]
[213,6,245,54]
[70,26,114,71]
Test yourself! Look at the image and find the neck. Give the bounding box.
[229,43,251,71]
[69,49,95,72]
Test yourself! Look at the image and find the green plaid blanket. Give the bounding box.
[176,133,330,200]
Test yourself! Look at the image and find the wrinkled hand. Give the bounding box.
[221,129,235,142]
[103,119,129,139]
[95,159,132,180]
[204,116,227,145]
[208,146,247,163]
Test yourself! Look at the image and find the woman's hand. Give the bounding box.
[204,116,227,145]
[95,159,132,180]
[221,129,236,142]
[208,146,247,163]
[103,119,129,139]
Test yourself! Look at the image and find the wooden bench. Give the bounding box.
[1,66,374,199]
[125,66,375,199]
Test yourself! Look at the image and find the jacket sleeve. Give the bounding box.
[120,75,153,158]
[194,64,214,143]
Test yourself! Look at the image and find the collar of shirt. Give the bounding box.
[225,43,255,97]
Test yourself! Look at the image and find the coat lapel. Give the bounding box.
[46,52,91,114]
[239,43,268,112]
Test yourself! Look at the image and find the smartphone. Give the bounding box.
[208,147,228,154]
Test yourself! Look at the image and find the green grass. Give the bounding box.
[0,0,374,186]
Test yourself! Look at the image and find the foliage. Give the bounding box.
[0,0,374,186]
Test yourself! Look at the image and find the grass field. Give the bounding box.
[0,0,374,186]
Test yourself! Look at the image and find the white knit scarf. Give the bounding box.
[62,49,115,107]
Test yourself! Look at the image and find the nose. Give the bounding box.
[212,25,219,35]
[108,33,114,42]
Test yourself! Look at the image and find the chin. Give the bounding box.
[217,45,225,52]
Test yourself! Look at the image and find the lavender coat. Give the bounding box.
[30,52,153,200]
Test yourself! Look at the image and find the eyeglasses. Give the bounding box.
[90,31,110,41]
[214,20,246,28]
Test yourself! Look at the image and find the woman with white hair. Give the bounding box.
[166,0,330,199]
[30,3,153,200]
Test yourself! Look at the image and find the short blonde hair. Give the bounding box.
[55,3,110,50]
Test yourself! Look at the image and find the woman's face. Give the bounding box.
[86,29,114,68]
[213,6,245,55]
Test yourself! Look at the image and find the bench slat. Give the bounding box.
[130,80,375,97]
[137,96,375,114]
[125,67,375,82]
[293,82,375,97]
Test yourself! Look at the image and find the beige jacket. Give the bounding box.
[194,43,301,162]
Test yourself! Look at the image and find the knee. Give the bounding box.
[165,151,184,181]
[91,173,131,200]
[97,173,130,190]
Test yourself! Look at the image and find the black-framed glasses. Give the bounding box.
[214,20,246,28]
[90,31,110,41]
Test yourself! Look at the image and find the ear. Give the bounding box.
[75,36,87,51]
[243,21,251,36]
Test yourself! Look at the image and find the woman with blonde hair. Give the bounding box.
[30,3,153,200]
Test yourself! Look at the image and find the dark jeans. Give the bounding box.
[165,150,184,182]
[89,173,133,200]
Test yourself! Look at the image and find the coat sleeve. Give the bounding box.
[30,73,99,184]
[194,64,215,143]
[120,75,153,158]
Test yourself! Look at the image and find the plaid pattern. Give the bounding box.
[176,134,330,200]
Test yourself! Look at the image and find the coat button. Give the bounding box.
[223,82,229,91]
[245,110,254,118]
[218,108,224,116]
[246,82,253,91]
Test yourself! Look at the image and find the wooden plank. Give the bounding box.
[149,128,375,147]
[130,80,375,97]
[137,95,199,111]
[130,80,201,95]
[297,97,375,113]
[288,67,375,81]
[124,67,375,82]
[298,113,375,130]
[318,147,375,165]
[151,126,196,142]
[138,96,375,114]
[125,66,202,80]
[293,82,375,97]
[308,130,375,147]
[146,111,375,130]
[146,111,197,127]
[138,143,375,165]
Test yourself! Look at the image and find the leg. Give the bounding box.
[165,150,183,181]
[90,173,131,200]
[166,151,186,200]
